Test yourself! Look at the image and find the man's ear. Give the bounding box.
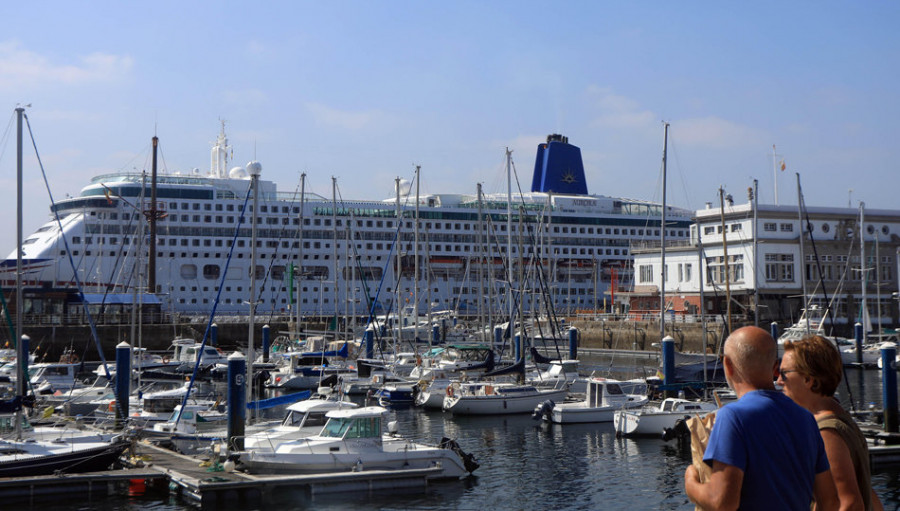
[722,354,734,378]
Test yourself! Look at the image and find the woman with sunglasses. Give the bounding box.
[780,336,884,511]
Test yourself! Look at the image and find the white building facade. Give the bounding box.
[629,199,900,334]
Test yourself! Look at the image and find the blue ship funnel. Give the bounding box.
[531,134,588,195]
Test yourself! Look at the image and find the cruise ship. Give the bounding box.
[1,127,692,322]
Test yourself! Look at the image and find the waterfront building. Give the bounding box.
[628,196,900,333]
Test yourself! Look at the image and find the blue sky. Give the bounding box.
[0,1,898,251]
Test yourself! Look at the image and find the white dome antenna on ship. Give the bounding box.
[211,119,230,178]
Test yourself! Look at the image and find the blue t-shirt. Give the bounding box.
[704,389,829,510]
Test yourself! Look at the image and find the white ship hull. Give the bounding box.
[1,127,692,319]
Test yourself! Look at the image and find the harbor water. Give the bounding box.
[19,357,900,510]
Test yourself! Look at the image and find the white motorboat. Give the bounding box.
[533,378,649,424]
[442,381,569,415]
[242,395,358,453]
[27,362,82,394]
[237,406,478,478]
[613,397,717,437]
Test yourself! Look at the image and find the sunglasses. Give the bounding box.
[779,367,800,379]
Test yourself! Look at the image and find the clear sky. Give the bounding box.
[0,1,897,253]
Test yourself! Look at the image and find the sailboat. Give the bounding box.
[440,149,569,416]
[0,107,130,477]
[614,123,719,436]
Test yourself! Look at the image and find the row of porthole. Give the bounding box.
[815,223,890,235]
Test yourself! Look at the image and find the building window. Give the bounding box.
[639,264,653,283]
[707,255,744,284]
[764,223,777,232]
[780,223,793,232]
[765,253,794,282]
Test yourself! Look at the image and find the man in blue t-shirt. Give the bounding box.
[684,326,838,510]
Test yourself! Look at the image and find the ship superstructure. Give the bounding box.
[1,129,691,322]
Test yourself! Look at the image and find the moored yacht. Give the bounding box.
[237,406,478,478]
[533,377,649,424]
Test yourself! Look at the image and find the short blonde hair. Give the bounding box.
[782,335,843,396]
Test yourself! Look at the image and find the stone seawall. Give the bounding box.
[23,317,846,362]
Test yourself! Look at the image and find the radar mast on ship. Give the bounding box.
[211,120,231,178]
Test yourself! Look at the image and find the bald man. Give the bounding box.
[684,326,839,510]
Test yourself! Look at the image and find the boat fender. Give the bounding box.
[446,386,454,397]
[108,400,116,412]
[162,356,171,364]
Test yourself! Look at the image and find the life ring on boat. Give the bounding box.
[446,386,454,397]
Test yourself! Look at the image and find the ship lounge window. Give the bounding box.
[181,264,198,279]
[193,203,200,210]
[203,265,220,279]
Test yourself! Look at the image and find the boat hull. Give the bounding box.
[0,438,130,477]
[549,397,648,424]
[444,387,568,415]
[240,440,468,479]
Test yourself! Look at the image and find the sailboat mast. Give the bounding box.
[476,183,485,341]
[752,180,759,327]
[247,161,261,409]
[659,123,668,341]
[859,201,867,344]
[796,173,809,335]
[506,148,515,354]
[395,177,402,346]
[720,187,732,334]
[149,136,158,293]
[296,173,306,331]
[14,107,24,434]
[414,166,420,344]
[332,177,339,338]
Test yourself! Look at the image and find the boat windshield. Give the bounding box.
[320,417,352,438]
[320,416,381,439]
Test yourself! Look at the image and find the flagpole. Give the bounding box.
[772,144,779,206]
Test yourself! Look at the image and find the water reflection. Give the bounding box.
[20,358,900,510]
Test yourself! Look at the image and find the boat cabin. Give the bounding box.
[660,397,715,413]
[171,338,227,368]
[281,400,358,429]
[318,407,387,446]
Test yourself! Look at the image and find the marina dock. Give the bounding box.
[0,441,468,507]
